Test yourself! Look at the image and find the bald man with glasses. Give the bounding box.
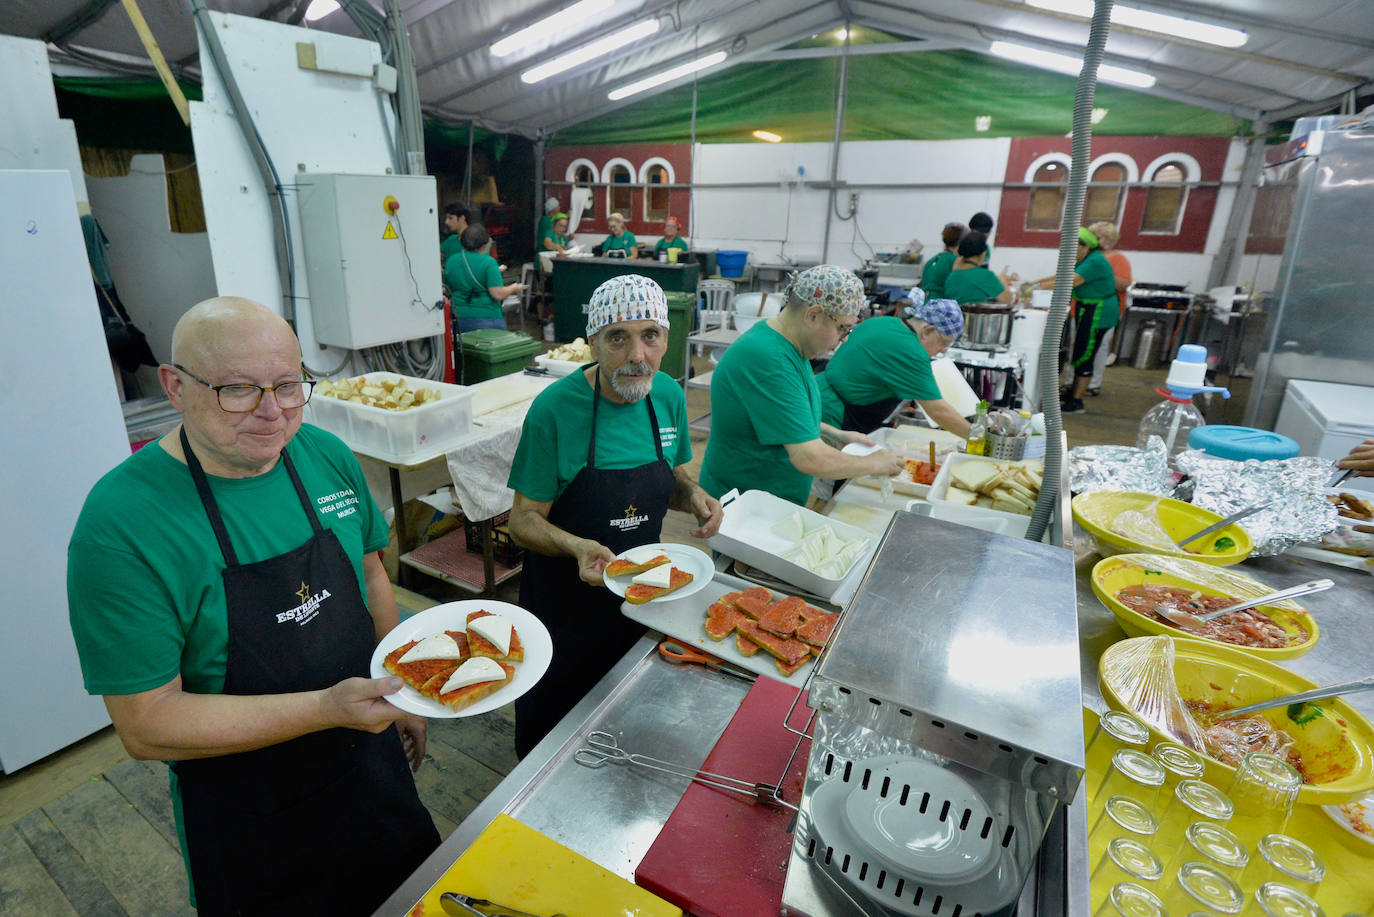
[67,297,437,916]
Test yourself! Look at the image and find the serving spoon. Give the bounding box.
[1157,578,1334,629]
[1201,674,1374,721]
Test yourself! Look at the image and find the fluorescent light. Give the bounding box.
[835,28,849,41]
[304,0,339,21]
[752,130,782,142]
[492,0,615,58]
[521,19,660,84]
[988,41,1156,88]
[608,50,728,100]
[1025,0,1247,48]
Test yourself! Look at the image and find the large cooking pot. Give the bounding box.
[957,302,1014,351]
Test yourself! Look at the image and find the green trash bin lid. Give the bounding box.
[457,329,543,361]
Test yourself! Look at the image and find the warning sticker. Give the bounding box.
[382,223,398,240]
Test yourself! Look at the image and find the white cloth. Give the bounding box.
[1090,327,1116,389]
[568,187,593,235]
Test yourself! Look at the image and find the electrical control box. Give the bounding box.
[296,172,444,349]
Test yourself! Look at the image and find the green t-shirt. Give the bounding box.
[699,323,821,506]
[943,266,1006,305]
[536,215,553,248]
[602,232,638,255]
[540,231,568,253]
[816,317,941,426]
[654,236,689,254]
[1075,249,1120,330]
[508,369,692,503]
[445,249,504,320]
[67,424,389,698]
[919,250,955,297]
[440,233,463,263]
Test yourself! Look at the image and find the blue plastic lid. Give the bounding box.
[1176,344,1208,364]
[1187,425,1299,461]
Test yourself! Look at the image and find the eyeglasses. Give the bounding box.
[826,313,857,341]
[173,363,315,412]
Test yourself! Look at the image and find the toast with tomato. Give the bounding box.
[624,567,694,604]
[604,553,671,578]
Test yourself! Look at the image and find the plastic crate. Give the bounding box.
[304,372,473,461]
[464,511,522,567]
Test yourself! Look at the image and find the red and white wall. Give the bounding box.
[547,135,1281,295]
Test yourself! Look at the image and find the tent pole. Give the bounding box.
[1206,122,1268,290]
[464,122,475,201]
[689,50,699,252]
[534,135,547,252]
[821,25,852,263]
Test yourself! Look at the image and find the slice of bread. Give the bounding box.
[624,567,694,605]
[427,660,515,712]
[604,554,670,578]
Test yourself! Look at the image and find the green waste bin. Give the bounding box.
[456,329,542,383]
[660,291,696,383]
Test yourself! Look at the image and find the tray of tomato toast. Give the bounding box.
[620,571,840,683]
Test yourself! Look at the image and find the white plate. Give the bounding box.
[602,542,713,604]
[1322,789,1374,858]
[370,600,552,718]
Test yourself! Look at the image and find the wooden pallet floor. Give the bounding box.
[0,356,1169,914]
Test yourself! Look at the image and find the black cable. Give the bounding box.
[388,212,433,311]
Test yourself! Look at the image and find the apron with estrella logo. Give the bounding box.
[171,429,438,916]
[514,367,676,757]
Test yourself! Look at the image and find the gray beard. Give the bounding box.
[610,362,654,401]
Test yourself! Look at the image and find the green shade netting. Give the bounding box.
[553,48,1246,145]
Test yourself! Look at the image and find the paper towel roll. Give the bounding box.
[568,187,592,235]
[931,357,979,417]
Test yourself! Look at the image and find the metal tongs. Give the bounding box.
[1174,501,1272,548]
[574,730,794,809]
[1202,674,1374,721]
[440,892,565,917]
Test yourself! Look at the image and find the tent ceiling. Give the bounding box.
[12,0,1374,136]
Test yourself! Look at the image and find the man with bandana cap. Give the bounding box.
[507,274,722,756]
[815,291,973,438]
[700,265,906,506]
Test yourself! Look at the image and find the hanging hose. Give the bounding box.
[1025,0,1114,543]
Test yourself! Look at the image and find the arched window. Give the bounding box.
[567,159,597,215]
[1026,161,1067,231]
[1141,161,1188,234]
[605,161,633,215]
[640,157,675,222]
[1085,161,1126,224]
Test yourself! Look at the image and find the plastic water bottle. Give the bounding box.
[1136,344,1228,464]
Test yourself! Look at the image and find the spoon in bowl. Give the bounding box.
[1156,578,1334,629]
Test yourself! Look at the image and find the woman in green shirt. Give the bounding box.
[919,221,964,298]
[942,231,1011,305]
[540,213,570,253]
[443,224,524,332]
[653,216,688,260]
[601,211,638,259]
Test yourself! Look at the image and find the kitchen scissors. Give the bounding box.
[657,638,755,683]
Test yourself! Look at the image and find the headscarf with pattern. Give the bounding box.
[785,264,866,317]
[585,274,669,337]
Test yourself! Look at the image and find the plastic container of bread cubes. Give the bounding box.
[304,372,474,461]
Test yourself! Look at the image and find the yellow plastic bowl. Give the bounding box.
[1322,792,1374,858]
[1072,491,1253,565]
[1091,554,1319,660]
[1099,637,1374,806]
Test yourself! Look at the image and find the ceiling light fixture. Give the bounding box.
[835,28,849,41]
[608,50,728,100]
[1025,0,1247,48]
[304,0,340,22]
[988,41,1157,88]
[521,19,661,84]
[492,0,615,58]
[752,130,782,142]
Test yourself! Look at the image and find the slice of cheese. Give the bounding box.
[439,657,506,694]
[468,614,513,656]
[621,545,665,565]
[631,563,674,588]
[398,633,464,664]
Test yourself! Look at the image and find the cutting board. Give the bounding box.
[407,813,680,917]
[635,677,813,917]
[470,374,551,416]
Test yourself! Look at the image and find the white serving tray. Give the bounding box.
[928,453,1039,529]
[708,489,876,599]
[533,353,586,376]
[620,571,823,683]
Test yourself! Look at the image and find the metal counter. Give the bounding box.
[375,636,751,915]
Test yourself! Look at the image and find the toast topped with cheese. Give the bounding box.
[384,631,467,693]
[605,544,674,579]
[624,566,694,604]
[466,610,524,662]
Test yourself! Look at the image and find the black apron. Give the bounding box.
[515,368,677,757]
[172,429,438,917]
[836,318,923,433]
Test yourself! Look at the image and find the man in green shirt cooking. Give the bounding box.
[700,265,906,506]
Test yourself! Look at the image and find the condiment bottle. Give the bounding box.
[966,401,990,455]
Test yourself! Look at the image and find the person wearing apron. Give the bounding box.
[1027,226,1119,414]
[506,275,722,758]
[699,265,907,507]
[815,294,971,439]
[65,299,437,916]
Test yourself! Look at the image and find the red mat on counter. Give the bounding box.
[635,676,813,917]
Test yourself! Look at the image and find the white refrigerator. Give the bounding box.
[0,171,128,771]
[1274,379,1374,494]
